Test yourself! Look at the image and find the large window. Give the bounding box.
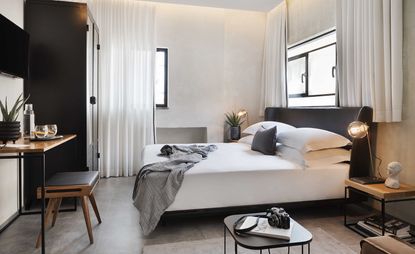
[287,31,337,107]
[155,48,168,108]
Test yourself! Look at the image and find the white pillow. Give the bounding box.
[277,128,351,153]
[238,135,254,145]
[242,121,296,136]
[277,145,351,167]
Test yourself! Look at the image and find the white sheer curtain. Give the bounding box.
[260,1,287,114]
[337,0,403,122]
[91,0,156,177]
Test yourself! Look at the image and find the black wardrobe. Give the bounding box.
[24,0,100,208]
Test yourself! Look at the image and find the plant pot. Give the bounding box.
[230,126,241,140]
[0,121,21,144]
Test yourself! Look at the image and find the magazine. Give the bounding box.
[357,221,411,238]
[363,215,410,238]
[241,216,293,240]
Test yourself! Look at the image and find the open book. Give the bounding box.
[241,216,293,240]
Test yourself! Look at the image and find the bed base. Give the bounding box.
[161,198,344,220]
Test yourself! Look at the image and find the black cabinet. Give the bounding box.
[24,0,99,208]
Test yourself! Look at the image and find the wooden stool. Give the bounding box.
[35,171,102,248]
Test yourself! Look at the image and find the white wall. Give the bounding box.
[0,0,24,226]
[154,3,266,142]
[375,0,415,223]
[286,0,336,45]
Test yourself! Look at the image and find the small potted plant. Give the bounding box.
[0,94,28,144]
[225,112,245,140]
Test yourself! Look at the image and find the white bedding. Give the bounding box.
[141,143,349,211]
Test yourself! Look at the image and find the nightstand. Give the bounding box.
[344,178,415,237]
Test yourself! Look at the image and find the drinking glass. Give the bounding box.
[35,125,49,139]
[47,124,58,137]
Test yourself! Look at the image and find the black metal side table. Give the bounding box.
[224,213,312,254]
[344,178,415,237]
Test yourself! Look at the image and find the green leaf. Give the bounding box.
[8,94,22,122]
[0,100,8,121]
[225,111,243,127]
[0,93,29,122]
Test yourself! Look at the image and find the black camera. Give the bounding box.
[266,207,290,229]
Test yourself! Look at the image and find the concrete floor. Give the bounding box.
[144,207,363,253]
[0,177,142,254]
[0,177,363,254]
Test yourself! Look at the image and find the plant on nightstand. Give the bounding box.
[225,111,245,140]
[0,94,29,144]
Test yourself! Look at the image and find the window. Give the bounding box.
[155,48,168,108]
[287,31,337,107]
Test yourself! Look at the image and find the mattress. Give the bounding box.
[141,143,350,211]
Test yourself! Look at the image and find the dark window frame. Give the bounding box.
[288,42,336,98]
[156,48,168,108]
[287,30,337,104]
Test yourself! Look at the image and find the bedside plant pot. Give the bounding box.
[0,121,21,144]
[230,126,241,140]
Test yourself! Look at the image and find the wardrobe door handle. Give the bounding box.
[332,66,336,78]
[301,73,306,83]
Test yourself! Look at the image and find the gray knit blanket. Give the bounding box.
[132,144,217,235]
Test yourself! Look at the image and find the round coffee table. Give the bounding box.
[224,213,313,254]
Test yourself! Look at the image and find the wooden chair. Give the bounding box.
[35,171,102,248]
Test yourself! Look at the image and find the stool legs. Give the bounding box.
[89,193,102,224]
[36,198,57,248]
[81,195,94,244]
[52,198,62,227]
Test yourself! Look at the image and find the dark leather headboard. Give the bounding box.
[264,107,375,178]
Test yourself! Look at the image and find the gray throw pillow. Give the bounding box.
[251,126,277,155]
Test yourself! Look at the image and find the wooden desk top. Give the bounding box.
[0,135,76,154]
[345,178,415,200]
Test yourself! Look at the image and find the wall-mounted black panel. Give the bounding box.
[24,0,91,207]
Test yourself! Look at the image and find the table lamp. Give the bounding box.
[348,121,384,184]
[237,110,248,125]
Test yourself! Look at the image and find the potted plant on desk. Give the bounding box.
[0,94,28,144]
[225,111,244,141]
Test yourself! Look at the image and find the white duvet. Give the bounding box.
[141,143,349,211]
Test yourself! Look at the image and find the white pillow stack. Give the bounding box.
[277,145,351,167]
[238,122,352,167]
[238,121,296,146]
[276,128,352,167]
[242,121,296,136]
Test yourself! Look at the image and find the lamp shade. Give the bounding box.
[237,110,247,118]
[348,121,369,139]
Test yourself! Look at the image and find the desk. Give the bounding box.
[0,134,77,254]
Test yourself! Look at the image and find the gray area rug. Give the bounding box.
[143,227,357,254]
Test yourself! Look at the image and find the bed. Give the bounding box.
[141,107,374,216]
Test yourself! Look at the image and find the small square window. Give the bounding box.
[287,31,337,107]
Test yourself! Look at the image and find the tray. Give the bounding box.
[30,135,64,141]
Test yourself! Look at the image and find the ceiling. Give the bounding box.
[145,0,284,12]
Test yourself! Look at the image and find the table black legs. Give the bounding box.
[381,199,386,235]
[41,153,46,254]
[18,153,22,215]
[224,225,226,254]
